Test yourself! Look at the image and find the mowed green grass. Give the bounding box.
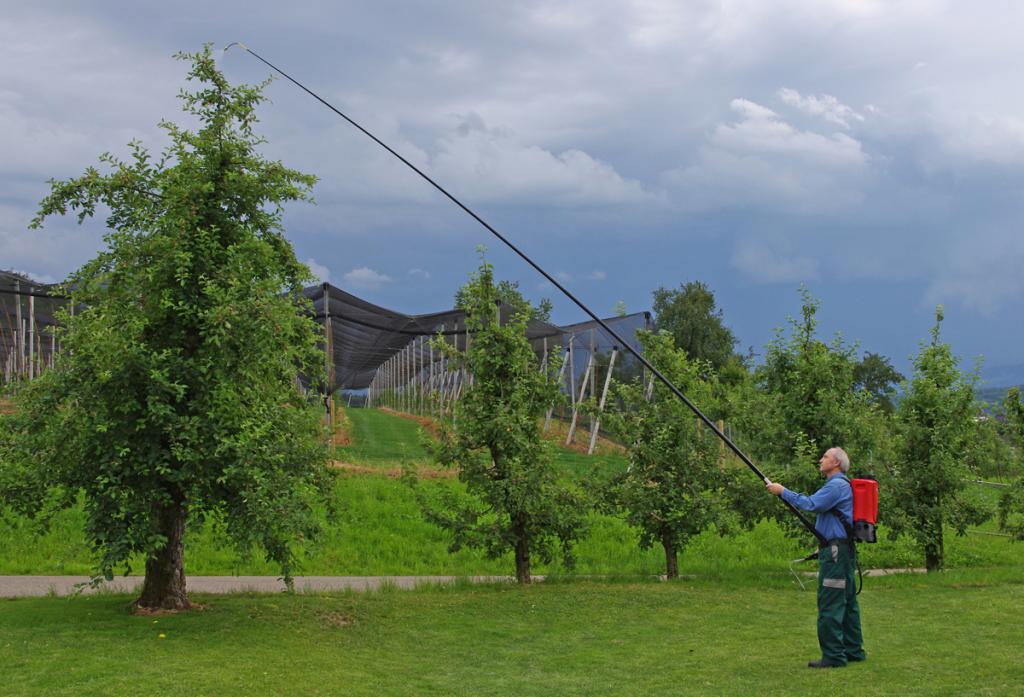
[2,572,1023,696]
[1,407,1021,577]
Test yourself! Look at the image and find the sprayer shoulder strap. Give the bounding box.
[829,474,855,541]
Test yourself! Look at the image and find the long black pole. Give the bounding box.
[228,43,825,545]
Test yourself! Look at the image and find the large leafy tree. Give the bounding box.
[651,281,739,372]
[888,308,989,571]
[425,254,585,583]
[0,47,330,610]
[853,352,904,413]
[602,330,733,578]
[728,289,891,537]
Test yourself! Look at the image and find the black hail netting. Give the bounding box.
[3,277,652,397]
[305,283,651,392]
[1,271,66,380]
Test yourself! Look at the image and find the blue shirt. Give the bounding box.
[781,474,853,541]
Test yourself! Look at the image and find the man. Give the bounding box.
[766,447,866,668]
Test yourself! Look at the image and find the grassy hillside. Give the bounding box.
[1,407,1022,577]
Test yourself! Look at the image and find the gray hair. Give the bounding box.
[830,447,850,473]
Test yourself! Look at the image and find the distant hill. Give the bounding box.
[978,384,1023,406]
[978,363,1024,405]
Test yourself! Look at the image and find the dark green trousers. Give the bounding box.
[817,541,866,665]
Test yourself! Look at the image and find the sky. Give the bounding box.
[2,1,1022,382]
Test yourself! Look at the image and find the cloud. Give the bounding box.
[777,88,865,129]
[661,96,869,212]
[585,270,607,281]
[427,113,654,206]
[304,258,331,283]
[408,268,431,279]
[924,227,1024,316]
[342,267,393,290]
[730,241,820,284]
[555,271,573,282]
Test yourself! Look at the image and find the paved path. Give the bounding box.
[1,568,923,598]
[0,575,514,598]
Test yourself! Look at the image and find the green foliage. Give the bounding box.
[454,277,553,323]
[730,288,892,536]
[0,46,330,591]
[601,330,734,577]
[853,351,904,413]
[651,280,739,372]
[887,308,990,570]
[423,255,586,581]
[999,387,1024,539]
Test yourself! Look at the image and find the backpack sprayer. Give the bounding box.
[790,476,878,592]
[224,42,860,559]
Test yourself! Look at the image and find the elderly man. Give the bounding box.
[767,447,866,668]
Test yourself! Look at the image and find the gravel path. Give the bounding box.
[0,575,514,598]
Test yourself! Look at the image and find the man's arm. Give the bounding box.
[767,478,842,513]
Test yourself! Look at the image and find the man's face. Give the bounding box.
[819,450,839,476]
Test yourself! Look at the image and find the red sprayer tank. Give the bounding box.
[850,478,878,543]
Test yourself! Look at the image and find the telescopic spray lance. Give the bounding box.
[224,42,828,549]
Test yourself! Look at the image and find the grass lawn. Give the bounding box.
[2,571,1023,696]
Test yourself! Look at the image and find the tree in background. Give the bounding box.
[424,255,585,583]
[888,308,989,571]
[853,352,904,413]
[727,288,892,537]
[998,387,1024,539]
[455,278,552,323]
[651,281,739,373]
[602,331,732,578]
[0,48,331,610]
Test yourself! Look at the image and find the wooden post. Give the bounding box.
[429,330,436,417]
[589,329,597,436]
[323,284,333,426]
[588,348,618,455]
[565,352,594,446]
[28,288,35,379]
[567,334,576,410]
[14,280,22,376]
[544,347,569,433]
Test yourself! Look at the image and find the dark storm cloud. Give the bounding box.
[2,1,1022,375]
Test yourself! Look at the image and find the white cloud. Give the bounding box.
[714,98,867,165]
[0,204,105,283]
[408,268,431,279]
[555,271,573,282]
[428,113,654,206]
[777,88,864,129]
[304,258,331,283]
[662,96,869,212]
[731,241,820,284]
[342,267,393,290]
[586,270,607,281]
[931,112,1024,167]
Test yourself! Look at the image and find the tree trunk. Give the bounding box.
[663,536,679,579]
[925,525,944,573]
[134,505,190,611]
[514,536,531,584]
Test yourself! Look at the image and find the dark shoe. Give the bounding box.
[846,655,866,663]
[808,660,845,669]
